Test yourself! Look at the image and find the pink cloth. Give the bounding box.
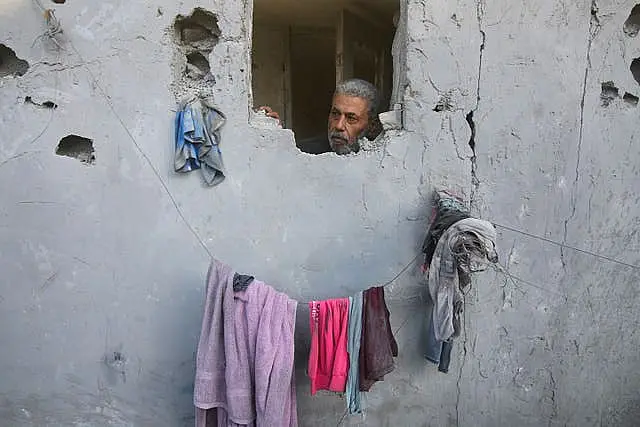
[307,298,350,395]
[194,259,298,426]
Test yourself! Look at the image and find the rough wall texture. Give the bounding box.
[1,0,639,426]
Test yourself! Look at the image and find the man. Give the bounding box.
[260,78,380,155]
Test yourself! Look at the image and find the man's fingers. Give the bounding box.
[258,106,280,120]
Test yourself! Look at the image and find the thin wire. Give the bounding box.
[65,41,213,258]
[25,0,62,147]
[493,222,640,271]
[27,50,60,146]
[380,253,421,288]
[32,0,46,11]
[492,262,567,299]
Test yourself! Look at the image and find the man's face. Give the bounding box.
[327,94,370,155]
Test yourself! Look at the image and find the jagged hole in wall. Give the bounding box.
[0,44,29,78]
[600,81,619,107]
[623,4,640,37]
[186,52,211,78]
[623,92,639,107]
[171,8,220,99]
[251,0,400,154]
[24,96,57,109]
[631,58,640,86]
[55,135,95,165]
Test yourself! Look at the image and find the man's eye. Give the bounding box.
[347,116,358,124]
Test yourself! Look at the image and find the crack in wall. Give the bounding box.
[501,239,517,309]
[449,116,466,161]
[561,0,601,269]
[546,368,558,426]
[469,0,486,209]
[456,4,486,420]
[455,303,469,427]
[419,136,428,197]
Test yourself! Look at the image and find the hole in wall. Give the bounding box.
[433,92,455,112]
[600,81,619,106]
[623,92,639,107]
[170,8,220,100]
[186,51,211,79]
[24,96,58,109]
[251,0,399,154]
[623,4,640,37]
[0,44,29,78]
[174,8,220,51]
[55,135,95,165]
[631,58,640,86]
[101,348,126,384]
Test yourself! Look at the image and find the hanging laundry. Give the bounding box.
[424,304,454,373]
[174,96,226,186]
[428,218,498,344]
[345,292,364,414]
[359,286,398,391]
[308,298,350,395]
[421,190,471,271]
[194,259,298,426]
[232,272,254,292]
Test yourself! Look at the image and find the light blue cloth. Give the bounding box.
[346,292,364,414]
[174,97,226,186]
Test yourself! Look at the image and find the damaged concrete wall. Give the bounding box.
[0,0,639,426]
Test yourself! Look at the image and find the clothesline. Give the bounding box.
[368,219,639,303]
[379,253,422,287]
[371,219,639,291]
[492,222,640,271]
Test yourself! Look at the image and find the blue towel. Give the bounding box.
[174,97,226,186]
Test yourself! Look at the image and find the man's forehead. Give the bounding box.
[332,94,369,115]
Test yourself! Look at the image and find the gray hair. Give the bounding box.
[334,78,379,118]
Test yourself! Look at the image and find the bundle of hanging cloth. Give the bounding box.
[174,96,226,186]
[194,259,298,426]
[193,261,399,424]
[308,286,398,415]
[422,190,498,373]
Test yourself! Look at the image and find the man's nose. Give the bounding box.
[334,115,346,131]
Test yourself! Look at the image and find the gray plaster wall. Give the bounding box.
[0,0,639,426]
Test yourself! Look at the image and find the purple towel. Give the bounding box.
[194,259,298,426]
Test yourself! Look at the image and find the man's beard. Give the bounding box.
[328,131,361,155]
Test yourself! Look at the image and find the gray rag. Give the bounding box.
[428,218,498,342]
[346,292,364,414]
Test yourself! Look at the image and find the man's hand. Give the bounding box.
[257,106,280,123]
